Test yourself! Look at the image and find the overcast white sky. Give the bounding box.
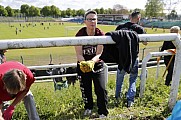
[0,0,181,13]
[0,0,148,10]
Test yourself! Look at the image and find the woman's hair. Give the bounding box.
[84,10,97,20]
[2,69,26,94]
[170,26,180,33]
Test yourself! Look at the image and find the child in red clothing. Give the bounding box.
[0,61,39,120]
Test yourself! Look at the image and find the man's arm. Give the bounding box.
[140,27,148,45]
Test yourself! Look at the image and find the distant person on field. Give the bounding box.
[15,28,18,35]
[0,61,40,120]
[163,27,165,33]
[161,26,180,86]
[74,10,108,118]
[115,11,147,108]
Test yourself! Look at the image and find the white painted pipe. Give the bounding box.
[0,33,179,49]
[28,63,77,70]
[140,51,174,98]
[169,36,181,109]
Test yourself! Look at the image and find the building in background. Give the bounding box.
[97,14,129,24]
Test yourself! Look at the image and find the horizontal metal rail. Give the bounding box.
[33,60,165,81]
[0,33,179,49]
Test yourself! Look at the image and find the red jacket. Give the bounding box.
[0,61,35,104]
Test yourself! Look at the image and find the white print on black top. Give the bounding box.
[120,27,134,31]
[83,45,97,56]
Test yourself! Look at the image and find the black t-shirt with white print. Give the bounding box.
[116,22,146,34]
[75,27,104,61]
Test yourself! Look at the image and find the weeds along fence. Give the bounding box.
[0,33,180,110]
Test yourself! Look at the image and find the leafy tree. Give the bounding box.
[0,5,8,16]
[167,9,178,20]
[5,6,14,17]
[50,5,60,18]
[107,8,112,14]
[94,8,100,14]
[34,7,41,16]
[99,7,105,14]
[113,4,129,14]
[66,8,72,17]
[29,6,40,17]
[76,9,85,17]
[145,0,164,18]
[13,9,20,16]
[71,9,76,17]
[20,4,30,16]
[41,6,51,16]
[60,10,66,17]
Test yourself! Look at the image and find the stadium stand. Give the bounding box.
[143,20,181,29]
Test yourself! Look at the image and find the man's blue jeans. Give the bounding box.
[115,58,138,102]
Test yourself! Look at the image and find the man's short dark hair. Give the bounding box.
[84,10,97,20]
[131,11,140,18]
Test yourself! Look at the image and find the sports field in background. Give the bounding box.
[0,22,172,66]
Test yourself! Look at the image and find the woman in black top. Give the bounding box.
[75,10,108,118]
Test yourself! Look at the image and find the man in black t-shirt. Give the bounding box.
[115,11,147,107]
[116,11,146,34]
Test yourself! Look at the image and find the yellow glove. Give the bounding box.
[87,60,95,71]
[79,61,89,73]
[79,60,95,73]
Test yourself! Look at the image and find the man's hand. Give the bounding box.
[79,60,95,73]
[3,105,15,120]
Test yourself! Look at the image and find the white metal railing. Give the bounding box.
[30,60,164,81]
[0,33,179,49]
[28,63,77,81]
[0,33,180,109]
[140,51,174,98]
[28,63,77,70]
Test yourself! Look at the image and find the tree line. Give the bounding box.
[0,4,128,18]
[0,0,179,19]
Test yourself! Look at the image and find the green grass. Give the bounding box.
[13,68,180,120]
[0,22,179,119]
[0,22,170,66]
